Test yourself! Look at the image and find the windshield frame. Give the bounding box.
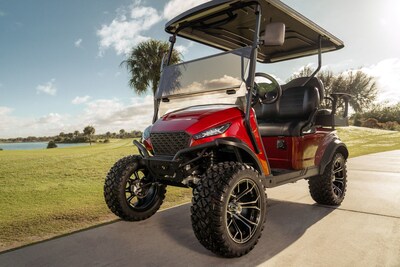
[155,46,252,101]
[152,3,263,153]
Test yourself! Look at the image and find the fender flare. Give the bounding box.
[174,138,264,174]
[319,139,349,174]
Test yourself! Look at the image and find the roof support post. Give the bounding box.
[302,35,322,86]
[153,35,177,123]
[166,34,177,65]
[244,4,262,154]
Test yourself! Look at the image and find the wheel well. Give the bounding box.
[214,145,262,174]
[336,145,349,159]
[319,142,348,174]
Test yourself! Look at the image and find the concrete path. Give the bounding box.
[1,150,399,267]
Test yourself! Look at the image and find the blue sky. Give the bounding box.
[1,0,399,138]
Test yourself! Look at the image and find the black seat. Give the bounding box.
[255,77,323,137]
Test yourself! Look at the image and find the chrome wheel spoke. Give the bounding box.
[238,196,260,210]
[232,218,244,243]
[124,169,156,210]
[236,183,255,201]
[333,167,343,174]
[236,213,257,227]
[226,179,261,244]
[334,180,344,185]
[333,184,343,196]
[126,194,136,203]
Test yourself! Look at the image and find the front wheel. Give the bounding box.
[308,152,347,206]
[104,155,166,221]
[191,162,267,257]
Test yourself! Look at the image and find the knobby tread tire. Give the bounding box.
[308,152,347,206]
[104,155,166,221]
[191,161,267,257]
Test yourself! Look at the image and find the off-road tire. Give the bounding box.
[104,155,166,221]
[308,152,347,206]
[191,162,267,257]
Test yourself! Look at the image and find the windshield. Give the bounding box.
[156,46,251,116]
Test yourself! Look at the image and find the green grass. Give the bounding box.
[0,139,191,251]
[1,127,399,251]
[336,126,400,157]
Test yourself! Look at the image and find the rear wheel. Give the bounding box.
[104,155,166,221]
[309,152,347,206]
[191,162,267,257]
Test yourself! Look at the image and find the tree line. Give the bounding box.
[0,126,143,144]
[123,39,398,132]
[290,66,399,131]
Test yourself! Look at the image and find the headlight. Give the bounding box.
[141,125,152,142]
[193,123,231,140]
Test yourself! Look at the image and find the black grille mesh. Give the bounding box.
[151,132,190,155]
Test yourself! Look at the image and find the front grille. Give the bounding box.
[150,132,191,156]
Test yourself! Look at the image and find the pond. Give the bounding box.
[0,142,89,151]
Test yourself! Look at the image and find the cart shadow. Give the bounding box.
[159,199,334,265]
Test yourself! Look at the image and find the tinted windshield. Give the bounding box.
[156,46,251,116]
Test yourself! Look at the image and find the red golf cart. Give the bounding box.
[104,0,350,257]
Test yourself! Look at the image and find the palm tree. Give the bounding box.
[121,39,181,96]
[83,125,95,145]
[289,66,377,112]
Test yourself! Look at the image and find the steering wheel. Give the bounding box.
[254,72,282,104]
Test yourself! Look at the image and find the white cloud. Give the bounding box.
[0,107,36,138]
[74,38,82,48]
[0,106,12,117]
[361,58,400,104]
[37,113,63,124]
[0,96,154,138]
[97,2,162,56]
[72,95,91,104]
[163,0,211,21]
[96,0,209,57]
[78,96,154,133]
[36,79,57,96]
[175,45,188,55]
[175,41,194,55]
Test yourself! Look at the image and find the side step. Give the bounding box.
[264,167,319,188]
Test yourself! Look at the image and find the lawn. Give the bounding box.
[336,126,400,157]
[1,127,399,251]
[0,139,192,251]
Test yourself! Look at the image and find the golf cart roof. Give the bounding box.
[165,0,344,63]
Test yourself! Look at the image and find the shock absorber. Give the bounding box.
[210,150,214,167]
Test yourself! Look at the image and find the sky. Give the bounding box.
[0,0,399,138]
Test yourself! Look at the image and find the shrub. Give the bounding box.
[47,140,58,149]
[353,113,363,126]
[382,121,400,131]
[0,148,3,151]
[360,102,400,123]
[361,118,380,129]
[103,139,110,143]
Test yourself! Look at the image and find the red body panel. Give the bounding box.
[149,105,338,174]
[262,128,338,170]
[151,105,270,175]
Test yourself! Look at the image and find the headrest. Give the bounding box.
[282,77,324,100]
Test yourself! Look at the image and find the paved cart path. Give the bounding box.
[1,150,400,267]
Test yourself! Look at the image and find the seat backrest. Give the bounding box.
[282,77,324,100]
[255,84,320,122]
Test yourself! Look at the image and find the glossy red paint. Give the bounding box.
[314,128,340,165]
[149,105,270,175]
[151,105,240,133]
[262,129,335,170]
